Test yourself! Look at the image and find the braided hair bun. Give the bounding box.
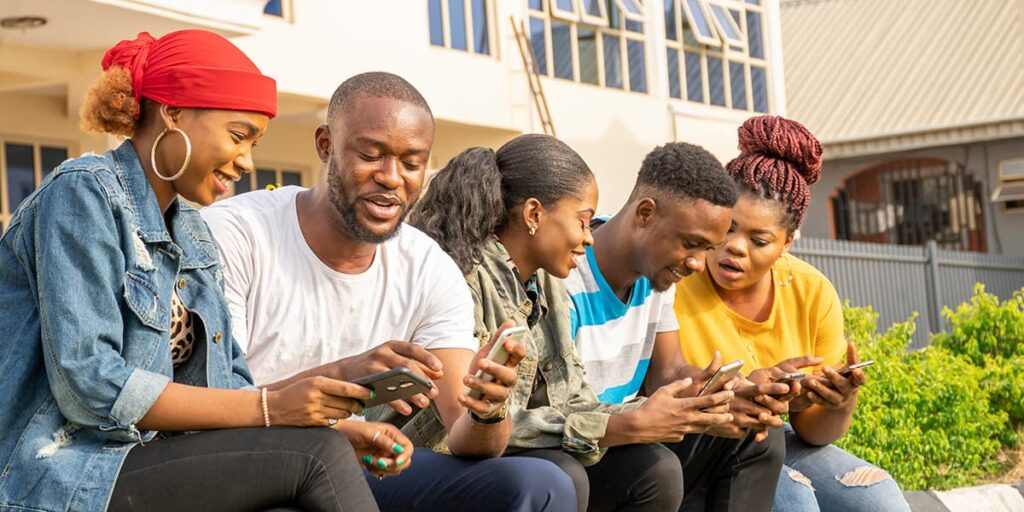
[726,115,823,231]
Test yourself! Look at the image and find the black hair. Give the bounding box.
[327,71,432,122]
[410,134,593,274]
[632,142,738,207]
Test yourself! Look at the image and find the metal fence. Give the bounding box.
[789,238,1024,349]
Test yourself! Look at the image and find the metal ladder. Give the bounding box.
[510,16,556,137]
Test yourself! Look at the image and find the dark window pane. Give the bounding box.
[729,61,747,110]
[746,0,760,4]
[685,0,715,40]
[582,0,603,17]
[529,0,543,10]
[428,0,444,46]
[664,0,678,40]
[530,17,548,75]
[449,0,468,51]
[555,0,576,13]
[40,146,67,177]
[746,11,763,59]
[667,49,681,98]
[730,8,741,25]
[257,169,277,190]
[685,51,703,102]
[627,39,647,93]
[625,20,643,33]
[471,0,489,54]
[235,175,252,195]
[751,65,768,113]
[709,4,741,41]
[552,21,574,80]
[263,0,283,16]
[708,55,725,106]
[579,28,600,85]
[5,143,35,212]
[608,0,622,29]
[281,171,302,187]
[603,33,623,89]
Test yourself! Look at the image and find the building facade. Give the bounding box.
[0,0,786,230]
[781,0,1024,256]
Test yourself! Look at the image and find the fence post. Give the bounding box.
[925,240,943,334]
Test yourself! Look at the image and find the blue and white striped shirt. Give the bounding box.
[566,244,678,404]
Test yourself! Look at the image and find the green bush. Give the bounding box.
[933,284,1024,365]
[835,304,1006,491]
[932,285,1024,442]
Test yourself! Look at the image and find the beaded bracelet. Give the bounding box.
[260,387,271,427]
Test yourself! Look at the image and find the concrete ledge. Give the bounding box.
[906,483,1024,512]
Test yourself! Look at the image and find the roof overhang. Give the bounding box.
[822,117,1024,161]
[0,0,266,51]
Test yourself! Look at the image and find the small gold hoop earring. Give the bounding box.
[150,127,192,181]
[528,225,537,236]
[775,254,795,287]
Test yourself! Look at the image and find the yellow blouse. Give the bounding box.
[674,254,846,373]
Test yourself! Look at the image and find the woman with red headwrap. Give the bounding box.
[0,31,406,512]
[673,116,910,511]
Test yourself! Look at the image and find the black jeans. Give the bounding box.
[109,426,378,512]
[515,428,784,512]
[515,444,685,512]
[668,428,785,512]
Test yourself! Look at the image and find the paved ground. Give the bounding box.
[905,483,1024,511]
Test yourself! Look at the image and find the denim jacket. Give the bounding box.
[0,141,253,512]
[382,239,641,466]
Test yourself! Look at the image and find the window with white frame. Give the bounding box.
[527,0,649,94]
[263,0,291,19]
[428,0,493,55]
[231,165,304,197]
[664,0,770,113]
[991,158,1024,213]
[0,139,70,232]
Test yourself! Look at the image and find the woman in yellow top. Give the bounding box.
[675,116,910,512]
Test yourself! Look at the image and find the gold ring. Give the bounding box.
[326,418,338,427]
[485,400,497,417]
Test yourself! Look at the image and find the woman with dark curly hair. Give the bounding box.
[0,30,405,512]
[675,115,910,511]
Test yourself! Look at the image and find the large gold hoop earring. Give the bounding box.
[150,127,192,181]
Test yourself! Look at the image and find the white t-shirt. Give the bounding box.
[201,186,477,386]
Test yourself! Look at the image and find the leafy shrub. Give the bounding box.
[933,285,1024,440]
[933,285,1024,365]
[835,304,1006,490]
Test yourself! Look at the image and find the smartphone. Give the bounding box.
[466,326,528,399]
[838,360,875,376]
[698,359,744,397]
[350,367,433,408]
[774,371,806,383]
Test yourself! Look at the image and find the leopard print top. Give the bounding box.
[169,291,195,368]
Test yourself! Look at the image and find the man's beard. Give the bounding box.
[327,157,411,244]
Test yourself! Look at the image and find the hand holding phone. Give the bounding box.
[466,325,528,400]
[838,360,874,377]
[351,367,433,408]
[698,359,744,397]
[774,371,806,383]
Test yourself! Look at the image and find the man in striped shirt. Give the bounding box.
[566,142,788,510]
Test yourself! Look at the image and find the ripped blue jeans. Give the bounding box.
[773,424,911,512]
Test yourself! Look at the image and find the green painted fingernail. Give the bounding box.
[370,390,376,399]
[377,459,388,468]
[362,455,373,465]
[398,458,406,466]
[360,409,365,417]
[392,443,404,454]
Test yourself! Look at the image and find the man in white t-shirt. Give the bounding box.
[202,72,575,512]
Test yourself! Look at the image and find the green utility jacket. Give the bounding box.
[373,239,641,466]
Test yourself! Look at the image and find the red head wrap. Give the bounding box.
[101,30,277,119]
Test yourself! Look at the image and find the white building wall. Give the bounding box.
[0,0,787,213]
